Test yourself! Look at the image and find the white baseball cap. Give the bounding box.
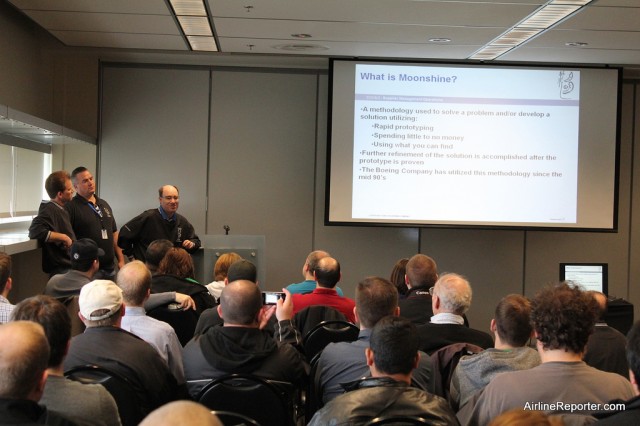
[79,280,123,321]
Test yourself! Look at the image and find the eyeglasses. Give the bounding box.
[428,286,435,296]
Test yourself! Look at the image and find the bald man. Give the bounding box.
[118,185,200,262]
[139,401,221,426]
[182,281,306,398]
[0,321,76,425]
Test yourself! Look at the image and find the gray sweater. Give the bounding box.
[450,346,540,410]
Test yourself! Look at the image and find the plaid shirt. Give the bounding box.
[0,295,15,323]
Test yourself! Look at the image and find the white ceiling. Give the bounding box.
[6,0,640,66]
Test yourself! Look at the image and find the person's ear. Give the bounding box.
[5,277,12,292]
[490,319,497,333]
[353,306,359,324]
[394,306,400,317]
[365,347,374,367]
[217,305,223,319]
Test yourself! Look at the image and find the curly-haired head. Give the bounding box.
[530,282,599,354]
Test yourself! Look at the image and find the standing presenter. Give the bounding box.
[118,185,201,261]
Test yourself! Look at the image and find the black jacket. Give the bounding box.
[309,377,459,426]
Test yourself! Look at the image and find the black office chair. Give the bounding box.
[65,364,147,426]
[305,352,324,424]
[364,415,433,425]
[210,410,261,426]
[147,302,199,346]
[302,320,360,361]
[197,374,297,426]
[294,305,348,337]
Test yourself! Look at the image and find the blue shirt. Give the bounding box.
[286,279,344,296]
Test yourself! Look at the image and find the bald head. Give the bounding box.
[219,280,262,326]
[140,401,222,426]
[314,257,341,289]
[0,321,49,400]
[590,291,608,320]
[117,260,152,306]
[432,273,472,315]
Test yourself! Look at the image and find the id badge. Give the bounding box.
[101,229,108,239]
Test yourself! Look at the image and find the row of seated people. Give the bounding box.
[0,243,637,425]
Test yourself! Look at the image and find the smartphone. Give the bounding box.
[262,291,286,305]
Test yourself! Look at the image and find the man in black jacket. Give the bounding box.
[309,316,457,426]
[182,281,307,398]
[118,185,200,262]
[398,254,438,324]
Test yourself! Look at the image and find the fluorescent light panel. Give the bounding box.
[169,0,218,52]
[469,0,593,60]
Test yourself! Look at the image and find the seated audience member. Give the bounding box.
[11,295,121,426]
[182,282,306,398]
[205,252,241,300]
[45,238,103,299]
[416,273,493,355]
[291,257,355,322]
[139,401,222,426]
[143,239,173,276]
[0,252,15,323]
[117,261,184,384]
[584,291,629,378]
[151,247,216,313]
[63,280,179,412]
[459,282,635,425]
[0,321,76,425]
[450,294,540,410]
[591,319,640,424]
[309,316,458,426]
[389,257,409,297]
[398,254,438,323]
[286,250,344,296]
[193,259,263,336]
[317,276,434,404]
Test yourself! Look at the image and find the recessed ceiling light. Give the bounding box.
[565,41,588,47]
[292,34,312,39]
[428,38,451,43]
[273,44,329,52]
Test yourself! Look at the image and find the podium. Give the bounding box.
[192,235,265,285]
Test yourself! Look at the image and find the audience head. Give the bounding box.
[405,254,438,289]
[590,291,608,321]
[0,252,11,295]
[11,295,71,369]
[78,280,124,327]
[314,257,341,289]
[626,320,640,393]
[227,259,257,283]
[45,170,72,201]
[158,247,195,280]
[493,294,533,347]
[531,282,599,354]
[355,277,399,329]
[145,239,173,274]
[219,280,262,326]
[117,260,152,306]
[70,238,104,272]
[214,252,242,281]
[488,408,564,426]
[432,272,472,316]
[70,166,94,199]
[304,250,331,278]
[367,316,419,378]
[389,258,409,296]
[0,321,49,401]
[139,401,222,426]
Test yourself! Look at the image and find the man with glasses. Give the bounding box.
[118,185,201,262]
[66,166,124,279]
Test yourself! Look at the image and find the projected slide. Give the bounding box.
[351,64,580,223]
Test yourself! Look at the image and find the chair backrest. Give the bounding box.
[305,352,324,424]
[197,374,297,426]
[364,415,433,425]
[147,302,199,346]
[210,410,261,426]
[65,364,147,426]
[430,342,484,400]
[294,305,348,337]
[302,320,360,361]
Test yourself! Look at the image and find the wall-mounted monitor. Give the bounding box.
[559,263,608,295]
[326,59,621,230]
